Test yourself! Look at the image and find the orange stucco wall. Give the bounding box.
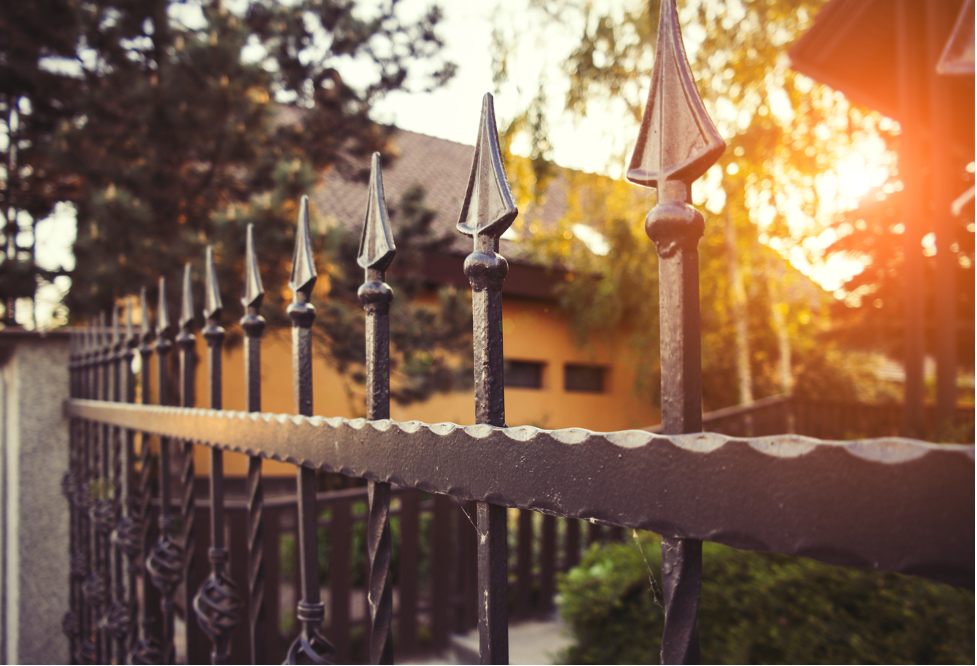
[182,295,659,477]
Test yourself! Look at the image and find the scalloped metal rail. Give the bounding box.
[65,399,974,588]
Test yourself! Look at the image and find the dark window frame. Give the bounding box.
[503,359,545,389]
[563,363,608,393]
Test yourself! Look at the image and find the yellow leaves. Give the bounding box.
[247,88,270,105]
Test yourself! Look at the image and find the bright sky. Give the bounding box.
[18,0,894,328]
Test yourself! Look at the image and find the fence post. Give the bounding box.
[458,92,519,665]
[241,222,269,664]
[358,152,396,665]
[146,276,185,664]
[284,195,336,664]
[626,0,725,662]
[194,246,243,663]
[0,330,71,664]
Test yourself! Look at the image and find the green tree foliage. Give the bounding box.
[558,533,975,664]
[826,185,976,372]
[0,0,82,323]
[5,0,474,403]
[496,0,902,409]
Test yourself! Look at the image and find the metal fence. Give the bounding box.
[59,1,974,664]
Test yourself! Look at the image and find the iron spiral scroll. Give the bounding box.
[193,548,242,663]
[146,531,184,602]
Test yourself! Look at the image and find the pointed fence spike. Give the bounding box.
[357,153,397,273]
[157,277,172,337]
[242,223,265,309]
[289,195,317,296]
[140,287,152,341]
[457,92,518,240]
[112,306,120,345]
[626,0,725,195]
[204,246,223,321]
[98,311,106,348]
[125,296,135,342]
[179,263,194,330]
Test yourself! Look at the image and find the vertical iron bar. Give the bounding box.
[129,286,165,664]
[241,223,268,665]
[625,1,725,662]
[105,307,130,661]
[115,300,141,656]
[147,277,184,665]
[194,247,242,664]
[76,323,96,664]
[285,196,336,665]
[62,331,82,659]
[357,152,396,665]
[92,313,111,663]
[457,92,518,665]
[176,263,202,662]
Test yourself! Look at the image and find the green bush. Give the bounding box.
[557,533,974,664]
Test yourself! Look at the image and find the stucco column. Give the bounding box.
[0,331,70,665]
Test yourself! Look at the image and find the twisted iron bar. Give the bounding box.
[242,222,268,664]
[285,196,336,665]
[457,93,517,665]
[146,276,181,664]
[193,247,242,664]
[177,263,200,659]
[625,0,726,661]
[358,152,397,665]
[130,286,163,664]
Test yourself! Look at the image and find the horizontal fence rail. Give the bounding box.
[59,2,975,664]
[65,398,975,589]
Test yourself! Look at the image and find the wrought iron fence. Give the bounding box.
[60,1,974,664]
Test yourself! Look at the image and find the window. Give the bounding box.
[504,360,544,389]
[564,364,607,393]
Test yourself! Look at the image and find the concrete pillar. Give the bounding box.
[0,331,70,665]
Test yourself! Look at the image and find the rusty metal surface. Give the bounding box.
[285,196,336,665]
[241,223,268,665]
[460,92,517,665]
[359,153,395,665]
[66,400,975,589]
[194,247,242,664]
[627,0,728,660]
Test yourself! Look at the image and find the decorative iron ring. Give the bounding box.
[193,570,241,644]
[128,636,164,665]
[113,514,143,560]
[102,600,133,640]
[61,609,80,638]
[146,535,183,597]
[285,627,336,665]
[90,498,115,535]
[82,571,107,605]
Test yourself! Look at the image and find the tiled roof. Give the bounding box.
[310,128,569,258]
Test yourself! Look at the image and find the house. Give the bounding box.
[189,128,661,478]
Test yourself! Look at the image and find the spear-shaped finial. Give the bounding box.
[457,93,518,242]
[357,153,397,274]
[242,224,265,310]
[140,287,152,344]
[179,263,195,332]
[626,0,724,200]
[289,195,317,298]
[203,246,222,321]
[125,296,135,346]
[157,277,172,339]
[97,311,106,349]
[111,305,120,348]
